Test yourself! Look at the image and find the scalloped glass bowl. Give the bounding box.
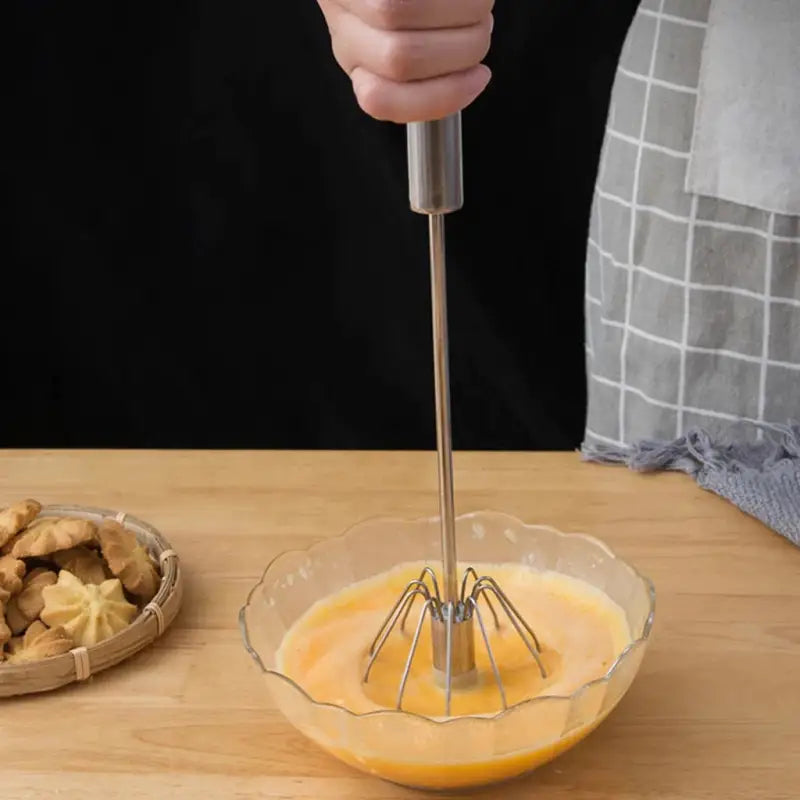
[240,511,655,791]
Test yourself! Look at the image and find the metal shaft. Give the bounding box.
[407,113,477,705]
[407,113,464,605]
[427,212,458,604]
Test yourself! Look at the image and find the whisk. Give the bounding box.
[363,115,547,716]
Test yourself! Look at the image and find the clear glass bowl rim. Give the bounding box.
[239,509,656,727]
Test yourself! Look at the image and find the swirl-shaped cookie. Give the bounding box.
[41,570,137,647]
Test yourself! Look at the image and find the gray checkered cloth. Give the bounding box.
[584,424,800,546]
[580,0,800,546]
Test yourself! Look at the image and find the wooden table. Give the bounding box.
[2,450,798,799]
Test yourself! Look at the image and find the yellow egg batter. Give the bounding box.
[277,561,631,720]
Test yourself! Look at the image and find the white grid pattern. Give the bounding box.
[592,372,761,425]
[617,67,699,96]
[639,8,708,29]
[617,0,665,444]
[587,238,800,314]
[587,294,800,371]
[757,213,777,425]
[583,1,800,448]
[606,127,689,161]
[677,193,698,436]
[597,183,800,243]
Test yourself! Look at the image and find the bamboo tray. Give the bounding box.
[0,504,182,698]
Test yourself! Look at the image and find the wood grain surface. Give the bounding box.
[1,450,798,800]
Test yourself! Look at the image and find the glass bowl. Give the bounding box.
[240,511,655,791]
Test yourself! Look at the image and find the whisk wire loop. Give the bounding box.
[364,566,548,713]
[396,598,434,709]
[368,579,434,656]
[469,595,507,709]
[400,569,443,633]
[364,586,432,682]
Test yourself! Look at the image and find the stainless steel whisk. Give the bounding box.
[362,115,547,715]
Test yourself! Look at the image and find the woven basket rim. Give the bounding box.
[0,503,183,698]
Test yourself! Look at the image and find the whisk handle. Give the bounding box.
[407,114,464,216]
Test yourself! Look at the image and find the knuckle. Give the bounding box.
[364,0,412,30]
[361,0,493,30]
[330,40,352,75]
[477,18,493,59]
[459,0,494,26]
[352,72,389,119]
[473,0,495,17]
[378,35,418,81]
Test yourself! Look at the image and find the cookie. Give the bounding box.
[0,555,24,649]
[0,555,26,604]
[0,499,41,549]
[6,621,74,664]
[41,570,138,648]
[0,612,10,650]
[97,519,160,602]
[7,517,97,559]
[5,568,58,635]
[52,547,108,586]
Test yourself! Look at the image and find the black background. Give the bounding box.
[4,1,637,450]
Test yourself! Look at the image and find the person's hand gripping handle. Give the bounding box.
[317,0,493,123]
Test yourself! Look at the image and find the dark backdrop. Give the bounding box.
[4,1,636,450]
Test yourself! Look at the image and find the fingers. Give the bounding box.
[332,0,495,31]
[324,4,492,83]
[317,0,494,123]
[350,64,491,122]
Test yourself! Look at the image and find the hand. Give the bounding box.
[318,0,494,123]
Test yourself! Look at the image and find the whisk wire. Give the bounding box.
[364,586,430,682]
[420,566,442,604]
[474,584,547,679]
[399,568,442,633]
[444,603,453,715]
[472,576,543,652]
[461,567,500,628]
[396,598,434,709]
[364,567,548,712]
[469,595,507,709]
[460,566,479,600]
[368,579,432,657]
